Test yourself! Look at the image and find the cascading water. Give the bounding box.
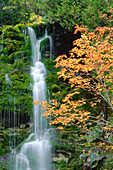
[16,27,53,170]
[0,31,4,56]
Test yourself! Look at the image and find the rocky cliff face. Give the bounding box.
[50,22,81,56]
[52,22,76,56]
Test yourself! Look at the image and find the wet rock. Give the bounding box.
[25,123,30,128]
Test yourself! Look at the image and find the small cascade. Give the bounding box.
[5,74,12,128]
[5,73,12,85]
[15,27,53,170]
[22,29,28,42]
[5,74,20,154]
[0,31,4,56]
[45,28,53,60]
[4,74,12,128]
[13,98,16,154]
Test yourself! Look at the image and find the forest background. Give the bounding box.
[0,0,113,169]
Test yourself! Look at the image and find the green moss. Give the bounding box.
[15,23,27,28]
[3,25,17,33]
[46,73,59,84]
[4,39,22,52]
[0,142,3,151]
[0,24,32,121]
[2,132,9,146]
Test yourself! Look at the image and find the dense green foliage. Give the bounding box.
[1,0,112,30]
[0,0,31,26]
[35,0,113,30]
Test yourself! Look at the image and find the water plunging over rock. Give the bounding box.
[15,27,53,170]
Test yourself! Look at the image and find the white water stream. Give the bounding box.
[15,27,53,170]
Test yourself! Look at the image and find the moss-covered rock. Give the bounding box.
[0,24,32,130]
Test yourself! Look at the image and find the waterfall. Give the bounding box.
[28,27,53,64]
[15,27,53,170]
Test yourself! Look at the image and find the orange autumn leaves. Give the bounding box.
[55,26,113,111]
